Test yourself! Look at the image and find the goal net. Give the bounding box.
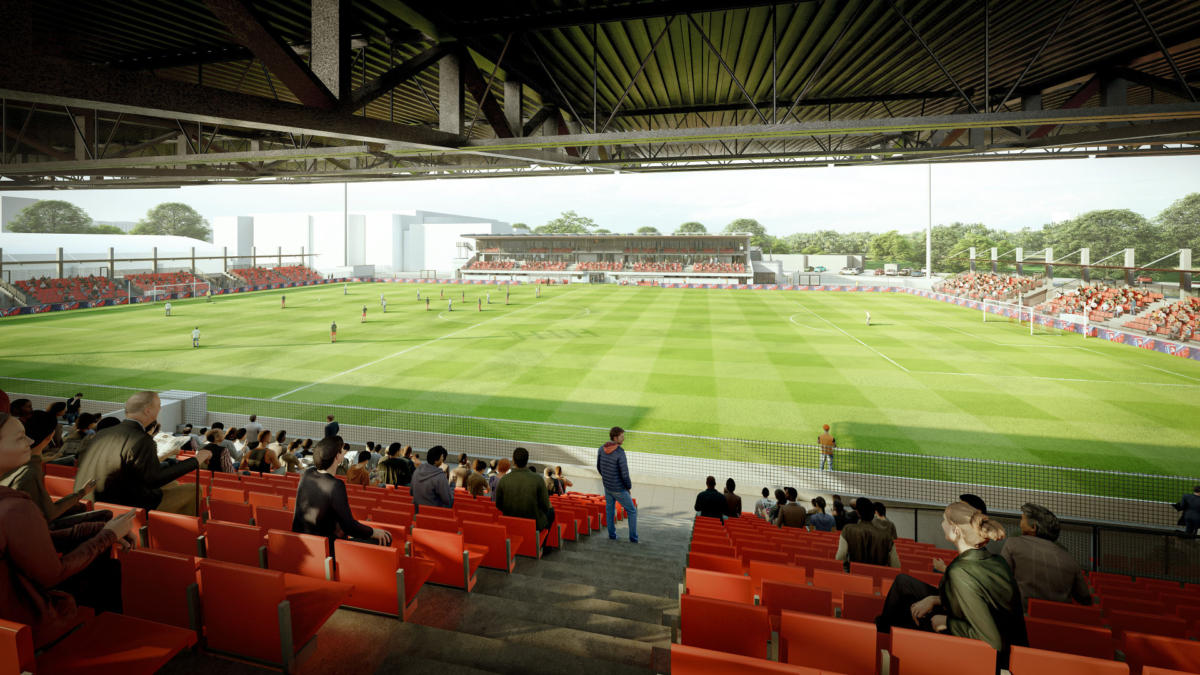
[420,269,437,279]
[982,298,1077,337]
[146,281,211,302]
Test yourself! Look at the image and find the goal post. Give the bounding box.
[147,281,211,302]
[982,297,1071,337]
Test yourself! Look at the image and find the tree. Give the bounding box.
[868,230,915,262]
[636,226,660,234]
[723,218,771,248]
[7,200,93,233]
[133,202,211,241]
[511,222,531,233]
[675,221,707,234]
[1155,193,1200,256]
[89,224,126,235]
[534,210,597,234]
[593,228,612,234]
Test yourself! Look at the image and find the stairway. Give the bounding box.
[161,512,691,674]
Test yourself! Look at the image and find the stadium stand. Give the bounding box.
[693,262,746,273]
[123,271,202,290]
[632,261,682,272]
[520,261,568,271]
[1038,283,1161,322]
[466,260,517,270]
[576,261,625,271]
[230,266,287,285]
[1123,296,1199,341]
[273,265,323,282]
[15,275,122,303]
[938,272,1042,301]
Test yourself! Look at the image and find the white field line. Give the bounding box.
[919,370,1200,388]
[933,321,1101,351]
[272,297,564,399]
[1143,364,1200,383]
[794,301,909,373]
[787,312,831,332]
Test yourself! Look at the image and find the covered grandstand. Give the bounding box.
[462,233,751,283]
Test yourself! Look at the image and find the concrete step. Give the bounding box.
[472,568,674,624]
[514,554,682,601]
[544,543,687,574]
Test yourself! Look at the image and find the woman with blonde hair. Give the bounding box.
[875,501,1026,668]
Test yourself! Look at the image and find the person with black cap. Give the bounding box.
[835,496,899,567]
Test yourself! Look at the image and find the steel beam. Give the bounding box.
[458,45,514,138]
[504,79,523,137]
[203,0,338,110]
[346,43,453,112]
[1112,66,1200,103]
[620,89,969,118]
[1027,76,1101,139]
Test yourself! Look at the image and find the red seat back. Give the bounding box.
[792,554,844,580]
[461,521,517,572]
[146,510,204,557]
[254,505,295,531]
[1109,610,1188,640]
[120,548,198,630]
[811,569,874,606]
[779,610,878,673]
[498,515,544,558]
[414,513,460,533]
[841,590,885,624]
[210,486,247,503]
[197,558,286,665]
[670,644,820,674]
[1007,645,1128,675]
[891,627,996,675]
[685,568,754,604]
[208,499,254,525]
[748,559,805,595]
[265,529,331,580]
[247,490,286,510]
[204,520,267,568]
[1028,598,1105,626]
[0,618,34,674]
[1024,616,1115,660]
[334,540,406,616]
[761,580,832,619]
[371,507,413,529]
[1122,630,1200,673]
[687,551,745,576]
[680,594,770,659]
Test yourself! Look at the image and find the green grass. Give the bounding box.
[2,282,1199,494]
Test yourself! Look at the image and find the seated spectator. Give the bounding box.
[694,476,726,520]
[544,467,561,496]
[467,459,490,497]
[873,501,898,539]
[9,399,32,424]
[769,488,787,522]
[723,478,741,518]
[554,466,573,493]
[95,416,121,433]
[489,458,510,500]
[412,445,453,508]
[808,496,835,531]
[753,487,774,520]
[495,447,553,530]
[1176,484,1200,536]
[876,501,1025,668]
[291,436,390,551]
[832,494,848,529]
[49,412,100,463]
[773,487,807,528]
[1001,503,1091,609]
[73,391,210,515]
[449,453,471,488]
[202,429,235,473]
[0,411,106,529]
[835,497,899,567]
[377,443,413,487]
[345,450,371,487]
[0,410,138,648]
[44,402,67,450]
[64,393,83,425]
[278,439,302,474]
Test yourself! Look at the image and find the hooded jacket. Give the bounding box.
[411,461,454,508]
[596,441,631,493]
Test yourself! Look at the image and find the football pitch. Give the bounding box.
[2,281,1198,481]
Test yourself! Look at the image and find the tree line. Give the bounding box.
[7,200,213,241]
[515,192,1199,272]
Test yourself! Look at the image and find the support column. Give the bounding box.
[1080,248,1090,283]
[504,79,523,137]
[73,115,88,160]
[1181,248,1193,292]
[438,51,463,134]
[1124,248,1135,286]
[969,247,976,274]
[1021,93,1041,138]
[0,248,4,281]
[311,0,349,101]
[1015,247,1024,276]
[252,246,257,269]
[278,246,283,267]
[990,247,998,275]
[222,246,228,273]
[1101,74,1127,130]
[190,247,196,275]
[108,247,115,279]
[968,127,985,151]
[152,247,158,274]
[56,247,64,277]
[1045,247,1053,281]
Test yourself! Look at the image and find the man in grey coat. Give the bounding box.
[597,426,638,543]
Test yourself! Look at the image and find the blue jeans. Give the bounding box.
[605,489,638,542]
[820,454,833,471]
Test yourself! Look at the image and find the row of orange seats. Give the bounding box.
[273,265,322,282]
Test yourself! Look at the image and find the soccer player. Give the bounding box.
[380,292,385,305]
[865,310,871,326]
[536,285,541,298]
[343,283,348,295]
[425,298,430,311]
[164,301,172,317]
[206,289,213,303]
[487,292,491,304]
[330,321,337,343]
[417,289,421,301]
[192,326,200,348]
[477,298,482,312]
[361,304,367,322]
[382,298,387,313]
[281,294,286,309]
[447,299,453,312]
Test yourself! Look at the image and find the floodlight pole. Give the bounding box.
[926,163,932,278]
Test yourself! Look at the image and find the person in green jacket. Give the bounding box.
[494,447,554,531]
[876,501,1027,669]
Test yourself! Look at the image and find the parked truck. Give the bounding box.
[884,264,899,276]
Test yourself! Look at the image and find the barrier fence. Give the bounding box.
[4,375,1196,532]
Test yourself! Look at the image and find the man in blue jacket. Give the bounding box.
[597,426,638,543]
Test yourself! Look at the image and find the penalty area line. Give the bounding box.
[271,296,565,399]
[918,370,1200,388]
[794,301,909,373]
[1143,363,1200,383]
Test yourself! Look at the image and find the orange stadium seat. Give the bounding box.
[461,521,522,573]
[684,568,755,604]
[410,529,487,591]
[890,627,996,675]
[841,590,885,624]
[119,548,200,631]
[760,580,832,630]
[1008,645,1128,675]
[679,594,770,659]
[333,539,434,620]
[1027,598,1105,626]
[670,644,821,674]
[203,520,267,568]
[1121,631,1200,674]
[266,529,334,580]
[498,515,548,559]
[0,613,196,675]
[1108,610,1188,640]
[812,569,874,609]
[208,498,253,525]
[779,610,878,673]
[145,510,205,558]
[254,504,295,531]
[687,551,746,576]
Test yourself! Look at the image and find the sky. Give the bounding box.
[6,154,1199,236]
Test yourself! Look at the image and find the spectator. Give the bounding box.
[490,458,511,499]
[9,399,32,424]
[239,430,279,472]
[694,476,726,520]
[544,467,561,496]
[64,393,83,425]
[753,487,774,520]
[95,416,121,433]
[449,453,471,488]
[495,447,553,531]
[0,411,104,528]
[202,429,235,473]
[1174,485,1200,536]
[835,497,899,567]
[378,443,414,487]
[291,436,390,552]
[244,415,263,444]
[832,494,847,529]
[873,502,898,539]
[467,459,490,497]
[597,426,637,543]
[773,487,807,528]
[817,424,836,471]
[73,392,210,515]
[554,466,573,493]
[809,496,835,531]
[345,450,371,487]
[412,445,453,508]
[0,391,8,419]
[1001,503,1091,609]
[269,430,288,455]
[278,439,302,474]
[49,412,100,463]
[876,501,1025,668]
[324,415,338,438]
[0,410,138,649]
[769,489,787,523]
[723,478,741,518]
